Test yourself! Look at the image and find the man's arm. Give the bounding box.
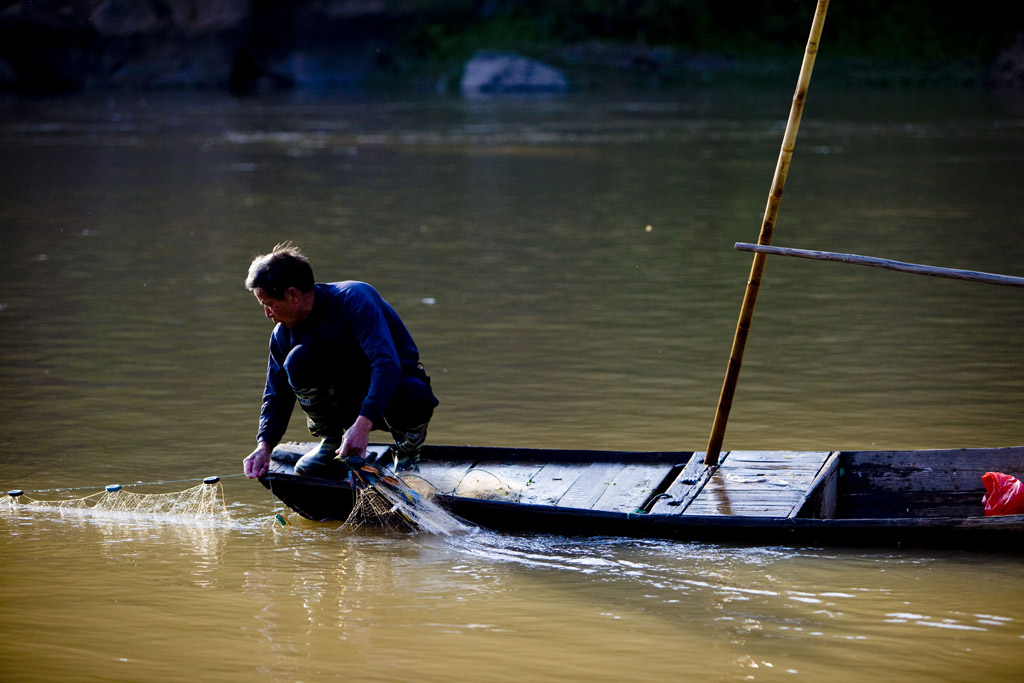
[344,284,402,427]
[258,337,296,447]
[247,334,294,478]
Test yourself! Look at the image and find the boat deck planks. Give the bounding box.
[591,462,676,514]
[520,462,591,506]
[267,443,305,473]
[552,461,629,510]
[270,445,841,519]
[683,451,833,517]
[417,458,676,514]
[648,452,717,515]
[418,451,835,517]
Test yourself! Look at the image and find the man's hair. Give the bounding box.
[245,242,315,299]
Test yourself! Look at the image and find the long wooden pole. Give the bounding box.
[735,243,1024,288]
[704,0,829,466]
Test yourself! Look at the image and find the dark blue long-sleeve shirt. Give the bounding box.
[257,281,424,446]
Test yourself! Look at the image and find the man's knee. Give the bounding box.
[284,344,356,436]
[388,374,438,427]
[283,344,321,391]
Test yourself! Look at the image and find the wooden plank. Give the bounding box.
[790,452,840,519]
[517,463,589,506]
[684,451,831,518]
[268,459,292,476]
[721,450,831,466]
[838,447,1024,518]
[591,463,677,514]
[422,444,686,465]
[685,474,806,516]
[269,443,308,471]
[648,452,721,515]
[555,462,628,510]
[841,447,1024,493]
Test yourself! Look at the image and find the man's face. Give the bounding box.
[254,287,304,328]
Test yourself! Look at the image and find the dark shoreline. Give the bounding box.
[1,48,1016,98]
[0,1,1021,95]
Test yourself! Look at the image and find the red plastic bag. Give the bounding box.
[982,472,1024,516]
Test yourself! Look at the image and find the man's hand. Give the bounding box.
[338,415,373,458]
[244,441,274,479]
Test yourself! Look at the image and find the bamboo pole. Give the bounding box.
[704,0,829,466]
[735,243,1024,288]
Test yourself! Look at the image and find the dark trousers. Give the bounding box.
[282,343,438,441]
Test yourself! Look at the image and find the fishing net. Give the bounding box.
[3,479,229,522]
[449,468,523,501]
[341,464,472,536]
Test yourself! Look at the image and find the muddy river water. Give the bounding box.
[1,87,1023,681]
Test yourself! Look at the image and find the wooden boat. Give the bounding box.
[260,442,1024,549]
[259,4,1024,550]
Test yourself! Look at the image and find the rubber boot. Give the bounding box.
[389,421,429,472]
[294,438,344,478]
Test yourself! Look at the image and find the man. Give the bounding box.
[242,243,438,479]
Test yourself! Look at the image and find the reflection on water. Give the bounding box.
[4,502,1023,681]
[1,89,1023,681]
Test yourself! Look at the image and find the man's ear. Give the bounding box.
[284,286,300,302]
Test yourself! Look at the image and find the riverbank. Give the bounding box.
[0,1,1020,94]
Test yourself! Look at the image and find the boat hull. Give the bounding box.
[259,443,1024,550]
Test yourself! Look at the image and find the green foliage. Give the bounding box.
[824,1,1021,61]
[376,0,1024,90]
[395,0,1022,61]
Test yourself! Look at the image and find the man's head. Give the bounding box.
[246,243,316,328]
[246,243,314,298]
